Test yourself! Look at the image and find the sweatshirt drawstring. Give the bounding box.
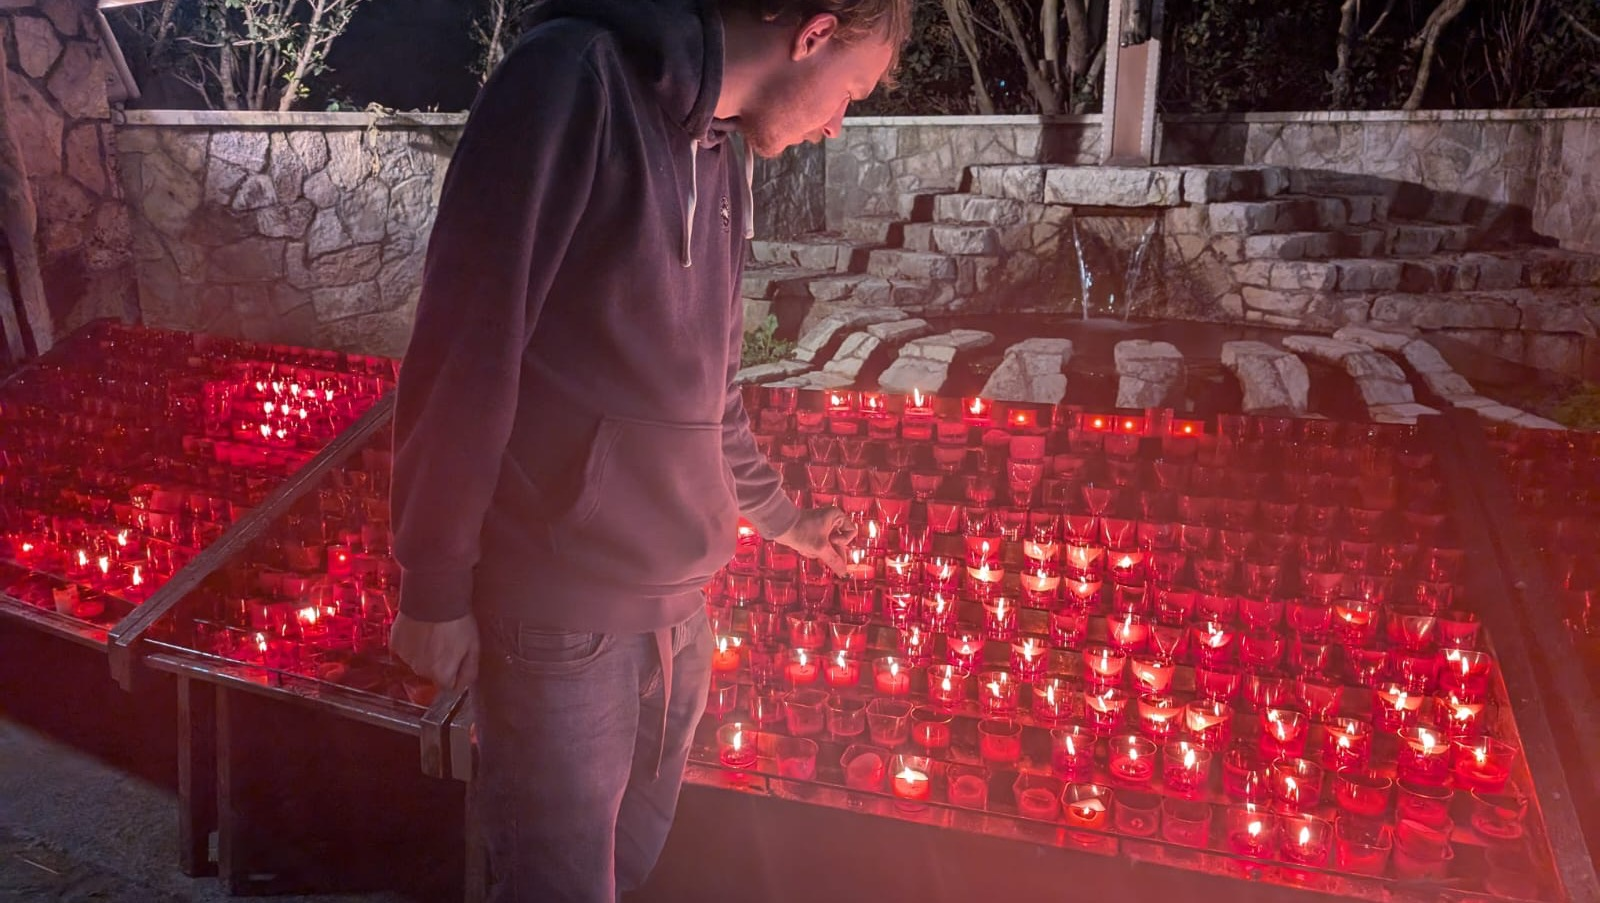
[682,139,699,268]
[742,140,755,240]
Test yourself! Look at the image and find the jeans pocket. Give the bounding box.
[494,620,612,675]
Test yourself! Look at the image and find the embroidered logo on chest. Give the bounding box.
[719,196,731,233]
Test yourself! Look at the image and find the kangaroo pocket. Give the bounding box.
[549,415,738,588]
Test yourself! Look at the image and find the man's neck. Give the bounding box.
[715,12,778,121]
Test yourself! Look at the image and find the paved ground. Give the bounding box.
[0,718,403,903]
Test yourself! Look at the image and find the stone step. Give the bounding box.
[839,216,904,247]
[1368,287,1600,334]
[1177,165,1293,203]
[896,192,942,222]
[1204,194,1397,235]
[1382,220,1476,256]
[740,264,836,300]
[1234,247,1600,294]
[1114,339,1186,407]
[749,235,875,273]
[1242,230,1387,261]
[866,249,959,282]
[1043,165,1184,208]
[932,193,1029,227]
[1219,341,1309,415]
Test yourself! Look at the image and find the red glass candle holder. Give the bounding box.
[1258,707,1310,760]
[978,717,1023,767]
[1162,739,1212,798]
[983,596,1018,642]
[921,593,957,634]
[1014,772,1064,822]
[773,735,818,781]
[927,664,969,710]
[828,619,867,655]
[1063,575,1103,609]
[1334,767,1393,818]
[840,744,889,792]
[1107,733,1157,786]
[1136,693,1184,742]
[705,677,739,721]
[1184,699,1234,750]
[978,669,1021,717]
[1397,726,1452,786]
[946,629,985,672]
[1439,648,1494,698]
[1084,687,1130,736]
[1107,549,1146,586]
[1195,663,1243,703]
[1393,815,1454,880]
[946,764,988,811]
[1032,676,1079,725]
[924,556,961,593]
[1082,643,1127,690]
[785,648,821,688]
[1049,722,1097,781]
[1106,612,1150,655]
[964,533,1002,569]
[1295,677,1343,722]
[1162,797,1213,848]
[1063,782,1113,834]
[1321,716,1374,772]
[883,591,919,629]
[1280,814,1332,867]
[1129,655,1176,695]
[1010,636,1049,682]
[711,635,743,674]
[910,705,953,754]
[1243,671,1292,711]
[1334,815,1392,876]
[1435,693,1486,740]
[1397,778,1455,828]
[1019,567,1061,607]
[1048,607,1089,648]
[1469,790,1529,843]
[1373,684,1425,732]
[1225,805,1279,861]
[871,656,913,697]
[1271,758,1324,814]
[784,689,829,738]
[717,722,758,771]
[1453,738,1517,792]
[787,615,827,652]
[1222,741,1270,803]
[888,753,935,811]
[867,698,914,748]
[966,561,1005,599]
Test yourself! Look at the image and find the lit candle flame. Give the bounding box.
[1183,747,1197,769]
[1474,745,1488,766]
[130,566,143,587]
[989,679,1003,698]
[255,632,268,654]
[97,556,110,575]
[259,423,273,438]
[912,388,926,407]
[20,542,33,553]
[941,674,953,693]
[796,649,808,667]
[732,729,743,751]
[1419,729,1436,753]
[969,397,986,415]
[76,549,88,568]
[116,530,130,547]
[897,767,927,784]
[1298,826,1312,846]
[298,605,319,625]
[1045,683,1057,705]
[889,661,900,677]
[263,401,275,415]
[835,650,849,668]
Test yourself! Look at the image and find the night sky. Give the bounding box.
[312,0,484,113]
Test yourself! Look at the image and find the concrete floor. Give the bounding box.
[0,718,403,903]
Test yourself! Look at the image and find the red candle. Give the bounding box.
[1019,567,1061,607]
[984,597,1018,642]
[1049,608,1089,648]
[1258,708,1309,760]
[1280,817,1331,866]
[903,388,936,422]
[1106,613,1150,655]
[785,648,819,688]
[1226,806,1277,859]
[1271,758,1324,814]
[891,756,933,810]
[1163,740,1212,798]
[824,650,861,689]
[1184,699,1234,750]
[1373,684,1424,732]
[1129,655,1175,694]
[1107,550,1145,586]
[1033,677,1077,725]
[1064,785,1112,831]
[1108,734,1157,786]
[967,561,1005,599]
[911,706,953,752]
[924,556,961,594]
[962,396,993,426]
[964,534,1002,568]
[1082,644,1127,689]
[1017,786,1060,821]
[1136,693,1183,742]
[947,630,985,672]
[872,656,912,696]
[1452,738,1516,792]
[922,593,956,632]
[1321,717,1373,771]
[979,670,1020,716]
[1437,693,1486,740]
[711,635,743,673]
[898,624,932,666]
[1011,637,1048,682]
[787,615,827,652]
[1063,546,1105,580]
[1051,724,1097,780]
[1397,726,1451,785]
[718,723,757,771]
[927,665,968,710]
[1084,687,1130,735]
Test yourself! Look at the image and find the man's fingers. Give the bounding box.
[450,640,480,691]
[816,544,851,578]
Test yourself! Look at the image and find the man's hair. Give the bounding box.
[723,0,915,78]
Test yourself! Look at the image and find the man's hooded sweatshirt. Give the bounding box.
[390,0,800,630]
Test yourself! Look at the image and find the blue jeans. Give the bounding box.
[474,606,712,902]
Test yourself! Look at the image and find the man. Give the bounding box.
[388,0,910,899]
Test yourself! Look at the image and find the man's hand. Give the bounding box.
[771,507,857,576]
[390,612,480,691]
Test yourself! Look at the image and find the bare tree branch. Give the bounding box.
[994,0,1063,113]
[1403,0,1470,111]
[1364,0,1398,39]
[1559,6,1600,44]
[940,0,996,114]
[1332,0,1360,108]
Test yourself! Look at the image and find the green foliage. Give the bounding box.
[741,315,794,369]
[1551,383,1600,431]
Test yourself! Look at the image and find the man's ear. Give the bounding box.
[791,13,839,61]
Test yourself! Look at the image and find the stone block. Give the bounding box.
[734,360,811,385]
[877,358,950,394]
[1400,340,1453,374]
[1008,337,1074,359]
[1518,298,1597,336]
[1241,287,1312,316]
[1270,261,1337,292]
[1044,166,1181,207]
[211,131,269,172]
[983,354,1067,404]
[1282,335,1366,363]
[1369,403,1439,424]
[866,250,957,282]
[931,224,1000,256]
[208,237,286,284]
[47,42,107,119]
[231,174,277,211]
[1334,325,1418,352]
[1420,370,1476,399]
[1356,378,1415,406]
[15,15,62,78]
[1344,351,1407,382]
[1114,340,1184,408]
[1334,260,1402,292]
[822,331,882,379]
[866,318,932,343]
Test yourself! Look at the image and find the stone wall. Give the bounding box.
[1161,109,1600,254]
[1,0,136,340]
[115,111,464,357]
[827,115,1101,230]
[755,141,824,239]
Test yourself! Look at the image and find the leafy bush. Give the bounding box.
[1551,383,1600,431]
[741,315,794,369]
